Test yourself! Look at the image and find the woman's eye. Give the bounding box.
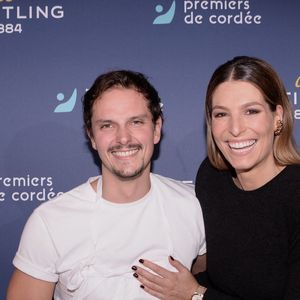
[246,109,259,115]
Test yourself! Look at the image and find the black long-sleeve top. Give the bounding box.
[195,158,300,300]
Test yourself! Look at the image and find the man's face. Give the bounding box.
[89,87,162,181]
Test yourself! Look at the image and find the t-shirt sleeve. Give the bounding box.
[196,201,206,256]
[13,210,59,282]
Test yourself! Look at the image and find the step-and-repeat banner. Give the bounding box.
[1,0,300,296]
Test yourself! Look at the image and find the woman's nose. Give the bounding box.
[229,116,245,136]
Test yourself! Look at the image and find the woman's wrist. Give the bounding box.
[191,285,207,299]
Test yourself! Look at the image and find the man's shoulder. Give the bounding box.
[35,176,98,213]
[151,174,202,215]
[151,173,195,196]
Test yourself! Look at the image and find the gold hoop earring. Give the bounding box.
[274,120,283,136]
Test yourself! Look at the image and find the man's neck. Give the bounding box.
[99,171,151,204]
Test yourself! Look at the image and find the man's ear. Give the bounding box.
[154,117,162,145]
[87,129,97,150]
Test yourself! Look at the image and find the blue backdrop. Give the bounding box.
[1,0,300,297]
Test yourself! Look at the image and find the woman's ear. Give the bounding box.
[273,105,284,136]
[275,104,284,120]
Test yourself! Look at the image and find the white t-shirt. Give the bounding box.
[13,173,206,299]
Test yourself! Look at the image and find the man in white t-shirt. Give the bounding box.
[7,70,206,300]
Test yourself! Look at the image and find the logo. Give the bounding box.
[54,88,77,113]
[287,76,300,120]
[0,1,64,34]
[296,76,300,88]
[153,1,176,24]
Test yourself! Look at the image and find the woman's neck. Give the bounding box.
[234,164,285,191]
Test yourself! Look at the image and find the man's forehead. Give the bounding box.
[96,86,145,100]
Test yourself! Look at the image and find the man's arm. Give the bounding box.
[6,268,55,300]
[192,254,206,274]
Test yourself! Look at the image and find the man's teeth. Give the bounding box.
[229,140,256,149]
[112,149,138,157]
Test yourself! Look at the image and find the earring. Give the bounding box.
[274,120,283,136]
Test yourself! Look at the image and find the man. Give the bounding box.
[7,70,206,299]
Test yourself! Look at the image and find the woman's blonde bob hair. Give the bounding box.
[206,56,300,170]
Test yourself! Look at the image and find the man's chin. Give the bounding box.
[113,168,145,181]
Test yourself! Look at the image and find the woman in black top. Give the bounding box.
[133,56,300,299]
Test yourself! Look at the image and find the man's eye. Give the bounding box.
[132,120,144,125]
[213,112,226,118]
[100,124,112,129]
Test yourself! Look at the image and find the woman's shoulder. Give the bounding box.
[286,163,300,173]
[197,157,213,173]
[278,164,300,184]
[280,164,300,194]
[195,157,229,192]
[196,157,225,179]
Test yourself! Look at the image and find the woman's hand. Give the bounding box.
[132,256,200,300]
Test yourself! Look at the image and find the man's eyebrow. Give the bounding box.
[129,114,149,120]
[93,114,150,123]
[94,119,113,124]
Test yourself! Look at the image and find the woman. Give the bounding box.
[132,56,300,299]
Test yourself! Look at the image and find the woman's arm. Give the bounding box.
[132,256,249,300]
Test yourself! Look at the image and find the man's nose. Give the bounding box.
[116,126,132,144]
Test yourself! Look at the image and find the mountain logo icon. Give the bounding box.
[54,88,77,113]
[153,1,176,24]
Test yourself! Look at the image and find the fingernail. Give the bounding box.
[170,255,174,261]
[139,259,144,264]
[132,266,137,271]
[133,273,138,278]
[140,285,145,289]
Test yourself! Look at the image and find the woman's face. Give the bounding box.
[211,80,283,177]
